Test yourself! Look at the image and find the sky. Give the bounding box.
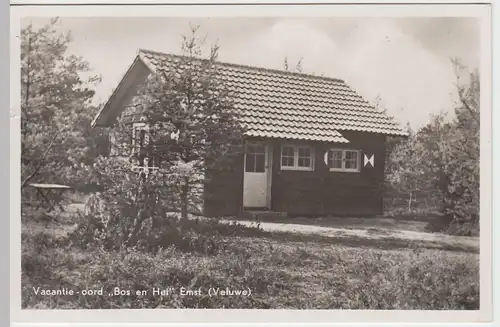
[24,17,480,130]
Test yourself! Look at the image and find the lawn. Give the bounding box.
[21,202,479,310]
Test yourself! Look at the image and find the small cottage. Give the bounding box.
[92,49,407,217]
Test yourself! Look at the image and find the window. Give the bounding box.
[328,149,343,169]
[109,132,118,156]
[280,145,314,171]
[344,150,359,170]
[131,122,159,174]
[132,123,148,155]
[281,145,295,168]
[327,149,360,172]
[298,147,312,168]
[245,143,266,173]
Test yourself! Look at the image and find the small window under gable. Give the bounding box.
[131,122,159,174]
[327,148,361,172]
[281,144,314,171]
[109,132,117,156]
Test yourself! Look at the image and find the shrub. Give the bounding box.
[137,217,268,255]
[424,215,479,236]
[69,189,267,255]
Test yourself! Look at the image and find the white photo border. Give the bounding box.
[8,1,495,326]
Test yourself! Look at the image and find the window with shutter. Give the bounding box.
[326,149,361,172]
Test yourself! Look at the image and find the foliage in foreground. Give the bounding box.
[22,223,479,310]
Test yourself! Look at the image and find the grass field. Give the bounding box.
[21,201,480,310]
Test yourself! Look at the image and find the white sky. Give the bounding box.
[25,17,480,130]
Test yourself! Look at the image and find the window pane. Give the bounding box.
[281,146,295,167]
[246,153,266,173]
[134,129,141,153]
[328,150,343,169]
[282,146,294,157]
[255,154,265,172]
[345,160,357,169]
[138,155,145,167]
[281,156,294,167]
[109,133,117,155]
[345,151,358,169]
[139,130,146,147]
[252,144,266,155]
[298,157,311,167]
[298,147,311,158]
[152,155,161,168]
[245,153,256,172]
[297,147,312,168]
[246,144,266,172]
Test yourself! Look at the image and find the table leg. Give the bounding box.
[40,189,56,212]
[31,187,70,212]
[35,188,45,210]
[56,190,66,212]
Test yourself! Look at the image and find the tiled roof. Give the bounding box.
[135,49,407,142]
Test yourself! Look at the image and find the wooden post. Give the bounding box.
[408,191,413,212]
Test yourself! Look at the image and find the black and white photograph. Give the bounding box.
[11,2,493,324]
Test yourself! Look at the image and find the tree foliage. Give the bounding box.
[90,25,243,231]
[80,26,244,250]
[21,18,103,189]
[371,94,411,181]
[386,60,479,234]
[283,56,303,73]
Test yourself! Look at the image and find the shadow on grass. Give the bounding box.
[262,230,478,254]
[267,216,436,233]
[23,203,477,256]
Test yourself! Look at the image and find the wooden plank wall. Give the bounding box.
[270,132,386,217]
[203,152,245,217]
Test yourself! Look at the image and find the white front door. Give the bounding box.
[243,142,269,208]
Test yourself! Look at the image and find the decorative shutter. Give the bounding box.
[363,152,374,168]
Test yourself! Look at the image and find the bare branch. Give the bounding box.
[21,132,59,188]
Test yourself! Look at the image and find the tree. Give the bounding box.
[21,18,102,189]
[443,59,480,226]
[83,26,243,249]
[283,56,303,73]
[386,59,479,233]
[283,57,289,71]
[371,94,409,186]
[387,113,448,213]
[103,25,243,221]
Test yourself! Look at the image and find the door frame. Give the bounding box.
[243,140,272,210]
[266,143,273,208]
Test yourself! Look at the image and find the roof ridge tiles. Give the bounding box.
[138,48,346,85]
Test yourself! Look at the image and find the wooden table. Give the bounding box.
[29,183,72,212]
